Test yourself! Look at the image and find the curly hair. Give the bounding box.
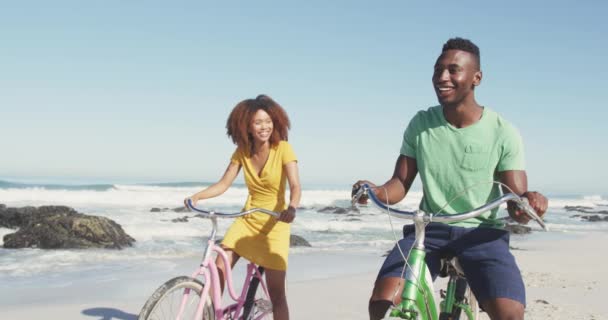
[226,94,291,155]
[442,37,481,69]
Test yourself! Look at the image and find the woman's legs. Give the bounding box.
[265,268,289,320]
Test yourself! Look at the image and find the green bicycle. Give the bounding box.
[352,184,547,320]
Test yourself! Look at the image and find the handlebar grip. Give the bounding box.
[351,184,369,205]
[186,198,194,211]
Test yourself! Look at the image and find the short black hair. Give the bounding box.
[442,37,480,69]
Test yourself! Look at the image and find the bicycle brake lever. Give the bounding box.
[351,184,368,207]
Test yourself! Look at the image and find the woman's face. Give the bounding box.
[250,109,273,145]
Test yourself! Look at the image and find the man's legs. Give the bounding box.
[369,277,404,320]
[368,223,449,320]
[482,298,524,320]
[451,227,526,320]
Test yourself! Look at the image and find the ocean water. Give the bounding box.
[0,180,606,284]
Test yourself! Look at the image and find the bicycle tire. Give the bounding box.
[450,278,478,320]
[242,267,273,320]
[463,285,479,320]
[138,276,215,320]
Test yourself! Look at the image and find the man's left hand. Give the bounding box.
[509,191,548,224]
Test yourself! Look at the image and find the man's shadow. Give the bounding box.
[82,307,137,320]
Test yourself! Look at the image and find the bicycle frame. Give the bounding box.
[388,211,438,319]
[185,237,270,320]
[389,247,477,320]
[181,200,279,320]
[441,276,476,319]
[352,183,547,320]
[389,243,473,319]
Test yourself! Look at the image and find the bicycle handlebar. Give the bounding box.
[185,199,280,219]
[352,184,547,231]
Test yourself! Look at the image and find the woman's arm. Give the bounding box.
[279,161,301,223]
[186,162,241,205]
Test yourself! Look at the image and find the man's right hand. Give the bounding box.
[352,180,376,204]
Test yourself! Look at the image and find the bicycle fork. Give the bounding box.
[390,248,438,320]
[390,212,438,320]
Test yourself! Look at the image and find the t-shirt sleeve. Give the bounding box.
[281,141,298,165]
[497,125,525,171]
[230,148,242,165]
[400,114,420,158]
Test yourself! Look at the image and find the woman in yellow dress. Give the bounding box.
[186,94,301,320]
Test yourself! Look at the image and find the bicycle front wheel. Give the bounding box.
[138,276,215,320]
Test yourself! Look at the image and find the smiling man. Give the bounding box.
[354,37,548,320]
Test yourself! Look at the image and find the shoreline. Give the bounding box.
[1,231,607,319]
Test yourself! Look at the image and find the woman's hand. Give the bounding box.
[184,196,197,210]
[278,205,296,223]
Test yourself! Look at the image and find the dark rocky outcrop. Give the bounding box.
[567,205,608,222]
[571,214,608,222]
[150,207,189,213]
[564,205,594,212]
[0,204,134,249]
[565,206,608,215]
[171,216,190,223]
[504,224,532,234]
[583,215,608,222]
[290,234,311,247]
[317,206,359,214]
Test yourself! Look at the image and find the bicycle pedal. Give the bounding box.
[255,299,273,312]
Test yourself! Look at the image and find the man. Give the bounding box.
[355,37,548,320]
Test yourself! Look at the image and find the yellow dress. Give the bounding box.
[221,140,297,271]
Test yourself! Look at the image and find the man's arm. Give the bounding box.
[355,155,418,205]
[499,170,548,223]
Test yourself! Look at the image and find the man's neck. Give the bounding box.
[442,100,483,129]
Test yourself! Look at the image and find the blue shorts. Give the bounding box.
[378,223,525,306]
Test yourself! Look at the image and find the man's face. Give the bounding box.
[432,49,482,107]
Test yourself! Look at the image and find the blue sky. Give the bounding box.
[1,1,606,194]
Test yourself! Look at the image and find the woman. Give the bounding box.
[186,94,301,320]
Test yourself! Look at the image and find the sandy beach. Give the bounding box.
[2,231,606,320]
[290,232,608,319]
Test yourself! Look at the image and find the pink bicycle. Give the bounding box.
[138,199,277,320]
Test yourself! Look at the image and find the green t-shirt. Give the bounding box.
[400,105,525,227]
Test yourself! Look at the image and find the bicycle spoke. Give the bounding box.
[138,276,214,320]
